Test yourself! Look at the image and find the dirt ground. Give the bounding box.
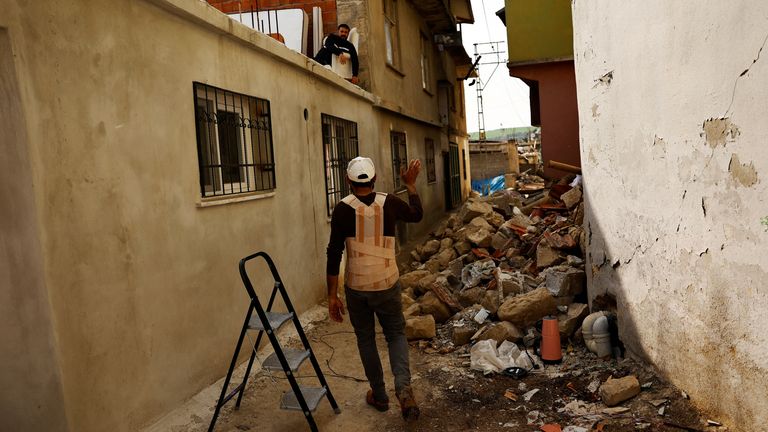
[198,314,727,432]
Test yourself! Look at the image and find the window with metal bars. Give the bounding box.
[193,82,275,198]
[321,114,359,215]
[425,138,436,184]
[391,131,407,191]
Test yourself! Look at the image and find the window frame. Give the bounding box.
[383,0,401,69]
[390,131,407,192]
[193,82,276,199]
[420,31,432,92]
[321,114,359,216]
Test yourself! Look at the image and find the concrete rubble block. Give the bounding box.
[421,239,441,259]
[401,293,416,309]
[481,289,502,315]
[484,211,505,229]
[474,321,523,344]
[448,214,462,229]
[435,247,458,269]
[537,243,565,268]
[496,270,523,296]
[399,270,431,291]
[491,232,510,251]
[418,291,453,323]
[599,375,641,407]
[561,186,582,209]
[451,325,476,346]
[497,287,558,328]
[558,303,590,338]
[415,273,439,295]
[447,255,465,279]
[466,226,493,248]
[406,315,436,340]
[453,240,472,256]
[431,221,449,238]
[459,200,494,223]
[439,237,454,252]
[458,287,487,308]
[468,216,494,232]
[567,255,584,267]
[403,303,421,318]
[410,250,422,263]
[543,267,586,297]
[507,212,534,229]
[424,258,442,274]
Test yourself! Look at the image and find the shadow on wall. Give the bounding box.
[582,187,768,430]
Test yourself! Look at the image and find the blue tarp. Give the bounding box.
[471,174,506,196]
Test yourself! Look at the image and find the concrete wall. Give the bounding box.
[0,0,408,430]
[573,2,768,430]
[511,61,580,178]
[0,27,70,432]
[0,0,470,430]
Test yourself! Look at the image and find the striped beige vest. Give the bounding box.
[342,193,399,291]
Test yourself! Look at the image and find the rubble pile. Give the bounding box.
[400,176,588,357]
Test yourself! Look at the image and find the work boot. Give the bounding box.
[366,389,389,412]
[396,385,420,421]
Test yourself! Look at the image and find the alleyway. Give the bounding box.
[187,312,724,432]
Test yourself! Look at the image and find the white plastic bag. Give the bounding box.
[470,340,506,373]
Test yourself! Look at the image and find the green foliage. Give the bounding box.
[762,216,768,232]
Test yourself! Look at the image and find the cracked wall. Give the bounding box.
[573,2,768,431]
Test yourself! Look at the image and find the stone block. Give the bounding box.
[599,376,641,407]
[436,247,458,269]
[481,289,502,315]
[421,239,441,259]
[439,237,454,252]
[491,232,510,251]
[561,186,582,209]
[543,267,586,297]
[454,240,472,255]
[474,321,523,344]
[459,200,493,222]
[399,270,431,291]
[418,291,453,323]
[468,216,494,231]
[558,303,589,338]
[406,315,436,340]
[537,243,564,268]
[458,287,486,307]
[452,325,475,346]
[498,287,558,328]
[403,303,421,318]
[466,226,492,248]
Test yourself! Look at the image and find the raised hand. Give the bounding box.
[400,159,421,188]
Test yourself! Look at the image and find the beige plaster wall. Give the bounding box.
[0,0,387,430]
[0,27,70,432]
[573,2,768,430]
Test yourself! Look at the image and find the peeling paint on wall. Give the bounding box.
[728,153,759,187]
[702,118,740,148]
[593,70,613,87]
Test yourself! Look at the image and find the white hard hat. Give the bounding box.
[347,157,376,182]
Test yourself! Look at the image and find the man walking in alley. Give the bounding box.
[313,23,360,84]
[326,156,422,421]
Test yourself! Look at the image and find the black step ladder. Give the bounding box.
[208,251,341,432]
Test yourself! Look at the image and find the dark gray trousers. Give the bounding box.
[345,282,411,401]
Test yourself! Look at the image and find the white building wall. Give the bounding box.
[572,2,768,430]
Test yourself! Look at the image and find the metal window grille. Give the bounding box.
[321,114,359,216]
[193,82,275,198]
[462,148,467,180]
[391,131,407,191]
[425,138,436,183]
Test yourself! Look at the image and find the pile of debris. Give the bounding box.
[399,176,588,359]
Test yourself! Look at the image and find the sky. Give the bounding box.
[461,0,531,133]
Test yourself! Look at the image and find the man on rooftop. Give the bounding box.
[313,23,359,85]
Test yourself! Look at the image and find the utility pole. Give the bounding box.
[471,41,506,143]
